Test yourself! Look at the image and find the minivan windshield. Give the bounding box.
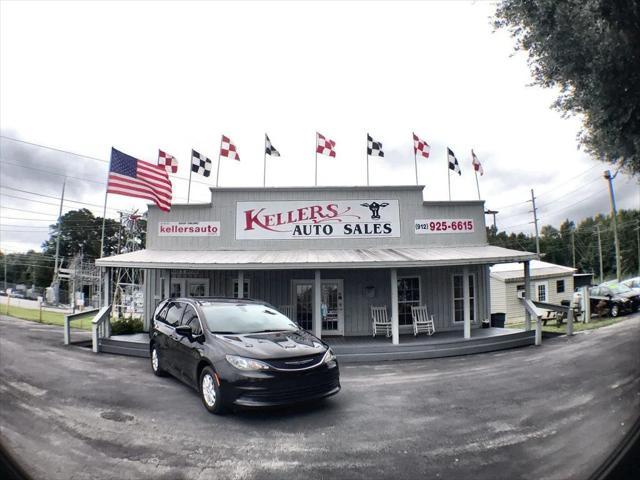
[200,303,299,334]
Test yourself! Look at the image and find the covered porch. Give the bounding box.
[96,244,538,347]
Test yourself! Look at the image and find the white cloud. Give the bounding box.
[1,0,637,252]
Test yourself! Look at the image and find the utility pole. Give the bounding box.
[529,189,540,257]
[636,220,640,276]
[596,225,604,284]
[53,178,67,277]
[571,230,576,268]
[3,255,6,291]
[484,209,499,231]
[604,170,621,282]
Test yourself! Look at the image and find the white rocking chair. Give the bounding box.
[279,305,294,319]
[371,305,392,338]
[411,305,435,336]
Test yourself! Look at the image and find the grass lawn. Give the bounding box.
[507,314,634,334]
[0,304,94,331]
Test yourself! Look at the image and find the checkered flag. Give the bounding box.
[471,149,483,175]
[448,147,461,175]
[413,133,431,159]
[367,134,384,157]
[316,132,336,157]
[220,135,240,161]
[191,149,212,177]
[158,149,178,174]
[265,134,280,157]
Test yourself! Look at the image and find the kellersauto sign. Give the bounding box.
[235,200,401,239]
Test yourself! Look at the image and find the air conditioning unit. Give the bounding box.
[517,290,526,299]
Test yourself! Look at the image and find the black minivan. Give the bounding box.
[150,297,340,414]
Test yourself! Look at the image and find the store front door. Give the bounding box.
[292,279,344,336]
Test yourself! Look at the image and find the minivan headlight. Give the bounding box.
[322,348,337,364]
[225,354,270,371]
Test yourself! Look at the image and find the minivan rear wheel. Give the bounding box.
[150,345,167,377]
[200,366,226,414]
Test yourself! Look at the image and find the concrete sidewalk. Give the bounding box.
[0,314,639,480]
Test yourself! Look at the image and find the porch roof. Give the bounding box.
[95,245,536,270]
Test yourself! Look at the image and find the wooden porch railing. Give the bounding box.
[63,308,99,346]
[91,305,112,353]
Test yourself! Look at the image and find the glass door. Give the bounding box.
[293,281,313,331]
[321,280,344,335]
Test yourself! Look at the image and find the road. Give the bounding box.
[1,314,639,480]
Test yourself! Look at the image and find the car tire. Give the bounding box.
[150,344,167,377]
[609,304,620,318]
[200,366,226,414]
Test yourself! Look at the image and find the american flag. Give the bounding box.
[471,149,483,175]
[316,132,336,157]
[108,148,172,212]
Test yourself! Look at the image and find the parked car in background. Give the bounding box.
[588,284,640,317]
[620,277,640,295]
[150,297,340,414]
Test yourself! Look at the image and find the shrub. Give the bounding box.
[110,317,144,335]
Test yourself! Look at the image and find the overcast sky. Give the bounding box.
[1,0,638,254]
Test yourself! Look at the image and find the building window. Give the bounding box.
[398,277,420,326]
[556,279,565,293]
[536,283,547,302]
[233,279,250,299]
[453,274,476,323]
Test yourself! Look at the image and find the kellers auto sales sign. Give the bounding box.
[235,200,400,239]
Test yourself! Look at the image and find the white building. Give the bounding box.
[97,185,538,346]
[490,260,576,323]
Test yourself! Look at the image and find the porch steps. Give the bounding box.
[330,330,536,363]
[99,337,150,358]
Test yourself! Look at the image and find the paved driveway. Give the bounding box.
[1,314,639,480]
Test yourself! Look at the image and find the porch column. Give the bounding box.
[390,268,399,345]
[237,271,244,298]
[523,260,531,331]
[313,270,322,338]
[102,268,110,307]
[463,266,471,339]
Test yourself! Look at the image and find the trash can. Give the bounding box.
[491,313,506,328]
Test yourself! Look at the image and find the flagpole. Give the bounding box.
[187,150,193,203]
[366,133,370,186]
[447,149,452,201]
[414,149,419,186]
[474,169,481,200]
[216,136,223,188]
[315,133,318,186]
[263,134,267,188]
[100,149,113,258]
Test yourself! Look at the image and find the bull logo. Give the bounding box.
[360,201,389,220]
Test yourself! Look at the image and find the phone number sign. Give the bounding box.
[414,219,475,234]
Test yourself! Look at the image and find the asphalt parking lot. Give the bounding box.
[1,314,639,480]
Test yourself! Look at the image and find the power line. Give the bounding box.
[0,134,215,190]
[0,159,106,185]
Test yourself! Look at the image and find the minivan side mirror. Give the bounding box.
[175,325,192,337]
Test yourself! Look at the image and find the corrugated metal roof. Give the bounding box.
[95,245,536,270]
[490,260,575,281]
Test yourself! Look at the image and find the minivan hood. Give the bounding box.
[214,329,327,359]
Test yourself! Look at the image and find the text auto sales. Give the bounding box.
[243,204,394,237]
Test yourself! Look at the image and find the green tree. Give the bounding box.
[495,1,640,175]
[41,209,121,262]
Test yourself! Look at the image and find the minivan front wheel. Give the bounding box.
[200,366,226,414]
[609,304,620,318]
